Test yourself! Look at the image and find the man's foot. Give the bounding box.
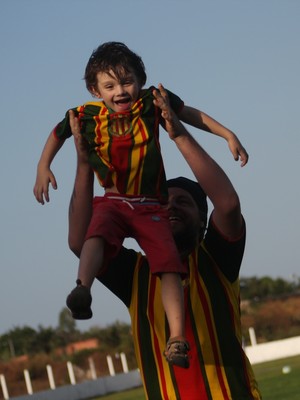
[164,337,190,369]
[66,279,93,320]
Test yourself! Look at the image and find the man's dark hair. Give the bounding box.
[84,41,147,93]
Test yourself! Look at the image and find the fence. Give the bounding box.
[2,332,300,399]
[0,352,138,400]
[3,370,142,400]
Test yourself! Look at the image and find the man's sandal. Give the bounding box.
[164,337,190,369]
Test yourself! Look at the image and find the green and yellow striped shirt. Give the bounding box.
[54,87,183,202]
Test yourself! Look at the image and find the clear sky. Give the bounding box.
[1,0,299,335]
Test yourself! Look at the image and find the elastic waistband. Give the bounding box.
[104,193,160,204]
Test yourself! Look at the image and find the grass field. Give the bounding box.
[93,355,300,400]
[252,355,300,400]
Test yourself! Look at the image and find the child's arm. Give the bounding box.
[33,131,65,204]
[178,105,248,167]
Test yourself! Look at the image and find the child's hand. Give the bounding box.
[227,134,249,167]
[33,167,57,205]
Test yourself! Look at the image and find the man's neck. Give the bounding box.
[175,232,203,261]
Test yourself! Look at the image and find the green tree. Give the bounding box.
[0,326,36,358]
[58,307,77,334]
[56,307,79,348]
[29,326,56,354]
[240,276,299,300]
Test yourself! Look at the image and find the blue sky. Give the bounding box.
[1,0,299,334]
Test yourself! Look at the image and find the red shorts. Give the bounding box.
[85,195,187,276]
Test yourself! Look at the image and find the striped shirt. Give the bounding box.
[100,217,262,400]
[54,87,184,202]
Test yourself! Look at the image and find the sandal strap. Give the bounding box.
[167,337,190,350]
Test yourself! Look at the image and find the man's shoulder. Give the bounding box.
[201,217,246,282]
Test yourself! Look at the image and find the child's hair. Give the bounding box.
[84,41,147,94]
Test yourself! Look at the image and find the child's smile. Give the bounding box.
[92,69,141,113]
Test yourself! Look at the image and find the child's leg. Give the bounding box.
[161,272,190,369]
[129,203,190,367]
[66,236,104,320]
[77,236,105,288]
[161,272,185,339]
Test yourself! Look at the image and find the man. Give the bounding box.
[68,90,261,399]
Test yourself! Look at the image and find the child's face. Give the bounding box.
[91,69,141,112]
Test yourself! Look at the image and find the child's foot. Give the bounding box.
[164,336,190,369]
[66,279,93,320]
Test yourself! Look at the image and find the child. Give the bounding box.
[34,42,248,369]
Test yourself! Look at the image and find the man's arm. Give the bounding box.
[155,85,244,240]
[175,128,243,239]
[68,111,136,305]
[68,111,94,257]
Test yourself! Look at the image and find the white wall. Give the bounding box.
[245,335,300,364]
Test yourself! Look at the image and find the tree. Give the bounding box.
[0,326,36,358]
[240,276,299,300]
[56,307,79,348]
[31,326,56,355]
[58,308,77,334]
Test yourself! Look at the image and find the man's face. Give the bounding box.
[167,187,203,247]
[91,69,141,112]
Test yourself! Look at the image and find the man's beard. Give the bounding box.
[173,224,200,255]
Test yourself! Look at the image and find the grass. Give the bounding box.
[92,386,145,400]
[253,355,300,400]
[93,355,300,400]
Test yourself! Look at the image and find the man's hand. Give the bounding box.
[153,83,173,120]
[153,84,185,140]
[69,110,89,164]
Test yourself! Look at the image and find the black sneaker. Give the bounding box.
[66,279,93,320]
